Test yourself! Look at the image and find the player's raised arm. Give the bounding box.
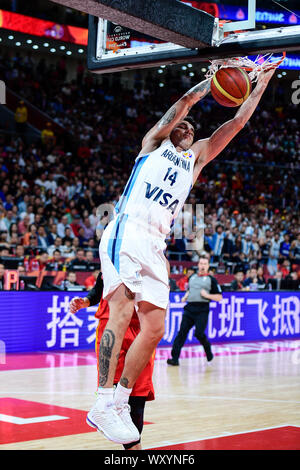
[191,66,276,185]
[141,78,211,154]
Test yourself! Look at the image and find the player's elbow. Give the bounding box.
[233,116,246,132]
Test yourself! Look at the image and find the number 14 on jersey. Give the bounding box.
[163,167,178,186]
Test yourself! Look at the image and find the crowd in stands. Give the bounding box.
[0,47,299,291]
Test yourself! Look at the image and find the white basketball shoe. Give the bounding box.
[86,398,139,444]
[116,402,140,442]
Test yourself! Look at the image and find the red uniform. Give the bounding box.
[95,298,155,401]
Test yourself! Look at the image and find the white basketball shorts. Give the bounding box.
[99,215,170,309]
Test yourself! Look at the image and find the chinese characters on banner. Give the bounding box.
[46,295,98,349]
[0,291,299,353]
[162,292,299,346]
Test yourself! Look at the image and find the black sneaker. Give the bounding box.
[204,346,214,362]
[167,358,179,366]
[206,351,214,362]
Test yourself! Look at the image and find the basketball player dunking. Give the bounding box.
[88,66,277,444]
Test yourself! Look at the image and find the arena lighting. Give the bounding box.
[0,9,88,46]
[50,48,56,52]
[159,83,164,87]
[182,66,187,70]
[32,45,39,49]
[8,35,14,40]
[158,69,163,74]
[0,28,87,58]
[66,51,72,55]
[187,63,193,68]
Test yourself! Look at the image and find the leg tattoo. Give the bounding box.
[98,329,115,387]
[125,286,135,300]
[120,377,129,388]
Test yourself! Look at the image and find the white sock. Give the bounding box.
[114,383,132,408]
[96,387,114,409]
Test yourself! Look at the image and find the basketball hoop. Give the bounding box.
[206,51,286,83]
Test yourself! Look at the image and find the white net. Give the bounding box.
[205,52,286,82]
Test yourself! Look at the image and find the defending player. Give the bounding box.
[69,274,155,450]
[92,66,277,444]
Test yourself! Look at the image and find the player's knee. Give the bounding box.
[146,323,165,345]
[113,309,133,329]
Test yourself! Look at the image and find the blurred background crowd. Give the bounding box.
[0,33,299,292]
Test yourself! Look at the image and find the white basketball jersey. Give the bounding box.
[115,139,195,237]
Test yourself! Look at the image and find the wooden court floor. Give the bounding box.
[0,340,300,450]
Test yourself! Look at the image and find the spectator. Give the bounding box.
[279,259,291,278]
[13,244,25,258]
[221,230,235,263]
[230,270,245,291]
[210,224,225,262]
[290,233,300,265]
[260,237,271,265]
[57,215,71,239]
[27,250,49,271]
[14,100,28,134]
[86,249,99,270]
[64,227,74,241]
[18,214,30,237]
[176,267,195,291]
[280,234,291,261]
[41,122,56,148]
[243,267,259,290]
[46,223,58,246]
[1,209,15,231]
[37,225,49,249]
[84,269,100,290]
[61,271,79,290]
[269,270,283,290]
[67,248,89,271]
[46,249,64,271]
[77,226,89,247]
[0,230,8,245]
[8,222,19,243]
[61,237,75,257]
[48,236,63,257]
[268,233,281,275]
[70,214,82,237]
[241,234,252,258]
[80,216,95,240]
[256,266,266,287]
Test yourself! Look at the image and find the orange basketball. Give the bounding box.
[210,67,252,107]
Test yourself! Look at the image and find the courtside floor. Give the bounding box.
[0,339,299,450]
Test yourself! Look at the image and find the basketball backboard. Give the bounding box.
[87,0,300,74]
[50,0,300,74]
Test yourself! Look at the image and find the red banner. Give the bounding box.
[0,9,88,45]
[180,1,219,17]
